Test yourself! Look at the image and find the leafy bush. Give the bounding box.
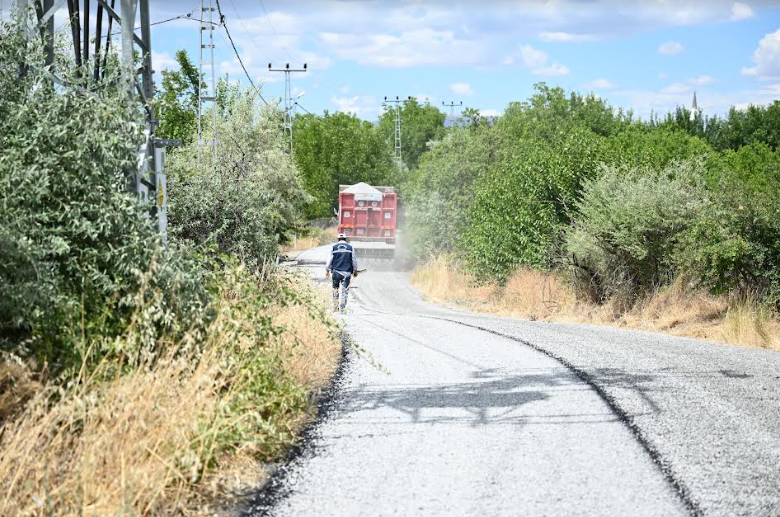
[677,143,780,302]
[166,84,309,269]
[404,127,496,260]
[0,21,210,371]
[565,160,710,302]
[464,126,605,279]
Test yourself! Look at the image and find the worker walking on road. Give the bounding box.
[326,233,359,313]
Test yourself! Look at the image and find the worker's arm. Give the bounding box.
[325,248,333,277]
[352,251,359,275]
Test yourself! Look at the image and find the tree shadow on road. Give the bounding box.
[340,369,620,427]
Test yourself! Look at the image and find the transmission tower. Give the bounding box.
[383,96,412,166]
[268,63,307,155]
[441,101,463,117]
[197,0,218,163]
[14,0,168,240]
[442,100,462,118]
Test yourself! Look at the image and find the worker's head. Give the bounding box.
[337,233,347,241]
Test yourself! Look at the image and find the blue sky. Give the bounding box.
[4,0,780,120]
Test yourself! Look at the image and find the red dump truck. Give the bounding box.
[337,183,397,259]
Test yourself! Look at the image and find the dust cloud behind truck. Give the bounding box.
[337,182,397,260]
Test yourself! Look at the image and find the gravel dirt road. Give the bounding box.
[249,246,780,517]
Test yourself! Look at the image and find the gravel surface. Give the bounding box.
[251,247,780,517]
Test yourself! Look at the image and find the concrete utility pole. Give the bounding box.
[268,63,307,155]
[16,0,167,242]
[383,96,412,167]
[197,0,218,163]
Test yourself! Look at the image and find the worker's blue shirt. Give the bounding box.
[326,241,358,273]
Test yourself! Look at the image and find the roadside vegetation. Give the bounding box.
[404,84,780,350]
[0,22,339,516]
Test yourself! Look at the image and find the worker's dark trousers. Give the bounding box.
[332,271,351,311]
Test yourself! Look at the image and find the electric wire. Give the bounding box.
[214,0,268,104]
[258,0,294,61]
[294,101,312,115]
[226,0,274,64]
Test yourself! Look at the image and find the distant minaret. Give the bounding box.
[690,91,699,121]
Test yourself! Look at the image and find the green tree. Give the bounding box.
[156,50,200,143]
[293,111,396,218]
[166,82,308,267]
[378,98,446,170]
[404,125,497,259]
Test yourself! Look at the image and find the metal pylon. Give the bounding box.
[14,0,167,242]
[268,63,307,155]
[383,96,410,167]
[197,0,217,162]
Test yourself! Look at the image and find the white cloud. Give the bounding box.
[152,51,177,72]
[689,75,716,86]
[584,78,616,90]
[320,29,485,68]
[518,44,570,76]
[330,95,381,118]
[539,31,597,43]
[339,85,350,93]
[742,28,780,79]
[450,82,474,95]
[659,76,716,94]
[658,41,684,55]
[481,109,502,117]
[657,72,669,80]
[730,2,755,21]
[661,82,691,94]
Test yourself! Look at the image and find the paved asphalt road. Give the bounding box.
[252,246,780,517]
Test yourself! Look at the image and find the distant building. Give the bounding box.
[690,91,699,121]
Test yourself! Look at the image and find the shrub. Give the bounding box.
[677,143,780,302]
[565,160,710,303]
[463,126,605,279]
[404,127,496,260]
[166,84,310,269]
[0,20,211,372]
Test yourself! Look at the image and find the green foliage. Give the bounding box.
[404,127,496,259]
[0,24,211,371]
[464,126,606,279]
[293,111,396,218]
[603,125,715,170]
[166,82,309,268]
[565,161,710,301]
[678,144,780,301]
[378,98,446,170]
[654,102,780,152]
[156,50,201,144]
[499,83,632,141]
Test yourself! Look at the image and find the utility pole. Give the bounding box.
[383,96,412,167]
[268,62,307,155]
[442,100,462,118]
[197,0,218,163]
[16,0,167,241]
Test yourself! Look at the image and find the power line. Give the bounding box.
[294,101,312,115]
[258,0,294,61]
[226,0,274,64]
[215,0,268,104]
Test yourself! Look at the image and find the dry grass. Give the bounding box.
[0,269,339,517]
[412,255,780,351]
[281,226,337,253]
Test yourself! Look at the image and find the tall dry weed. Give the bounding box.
[0,267,339,517]
[412,256,780,351]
